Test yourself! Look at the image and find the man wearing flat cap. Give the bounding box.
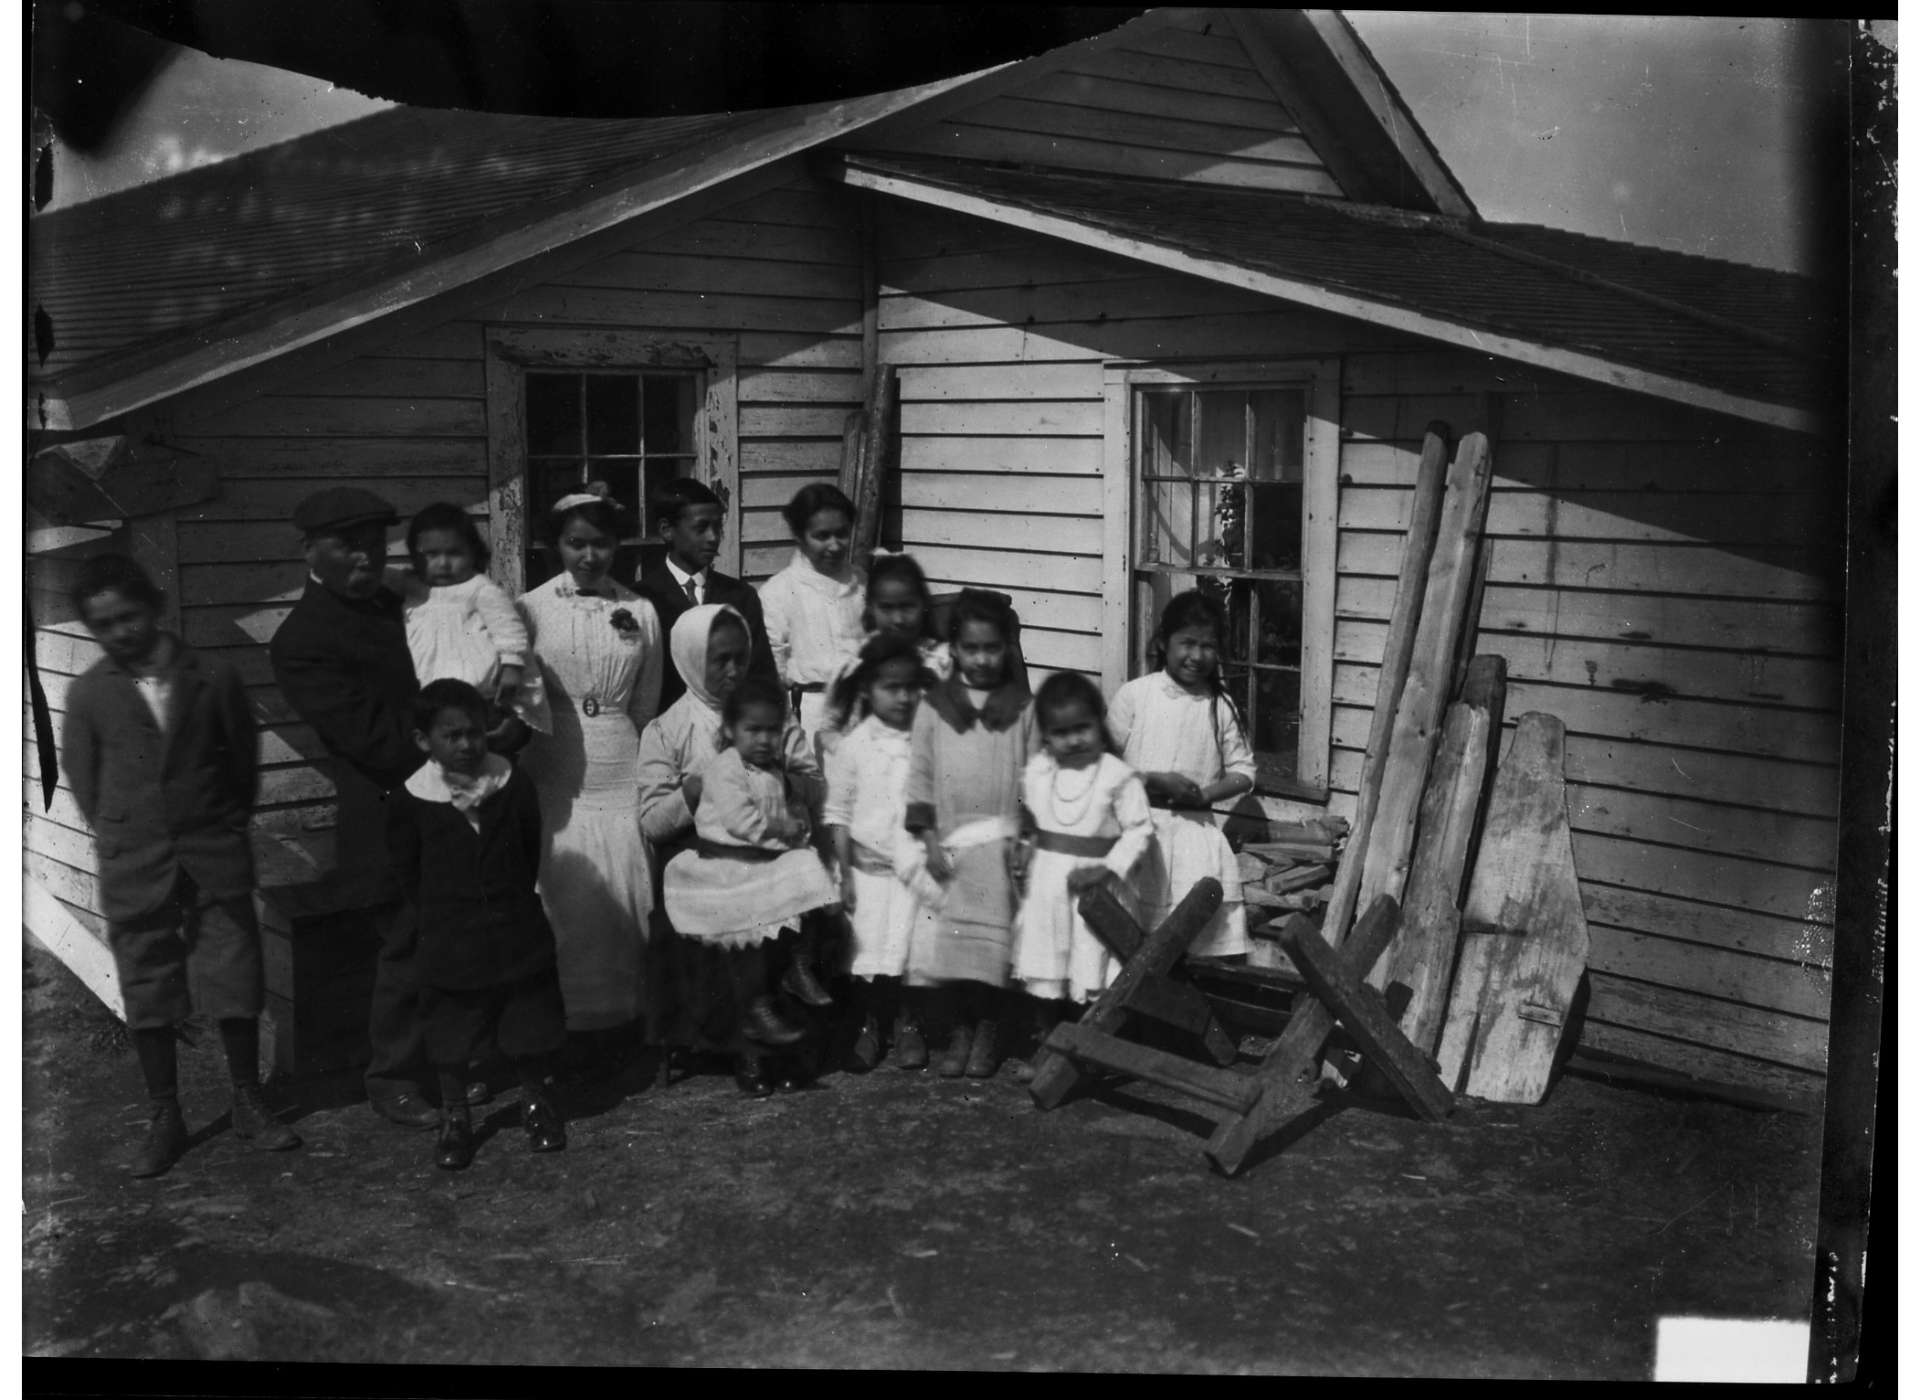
[269,487,443,1127]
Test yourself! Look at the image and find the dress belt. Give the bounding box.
[693,838,785,863]
[848,840,896,876]
[1032,830,1116,859]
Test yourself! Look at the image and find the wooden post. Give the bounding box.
[1316,425,1450,951]
[1352,432,1494,917]
[1370,655,1506,1056]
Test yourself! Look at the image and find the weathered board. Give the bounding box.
[1437,713,1591,1102]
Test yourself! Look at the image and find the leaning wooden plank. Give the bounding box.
[1028,879,1223,1110]
[1434,933,1495,1092]
[1204,895,1401,1175]
[1316,424,1452,950]
[1456,713,1591,1104]
[1046,1023,1262,1114]
[1282,921,1454,1123]
[1354,432,1495,915]
[1371,655,1507,1055]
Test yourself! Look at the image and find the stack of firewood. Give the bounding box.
[1236,816,1348,917]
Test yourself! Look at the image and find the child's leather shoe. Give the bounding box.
[230,1082,300,1151]
[436,1113,475,1171]
[130,1103,189,1178]
[524,1095,566,1153]
[743,997,805,1046]
[937,1024,973,1078]
[893,1018,928,1071]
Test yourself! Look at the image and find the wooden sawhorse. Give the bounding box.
[1028,886,1453,1175]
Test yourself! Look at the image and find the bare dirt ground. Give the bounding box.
[22,945,1821,1377]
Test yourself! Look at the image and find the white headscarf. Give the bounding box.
[671,603,751,711]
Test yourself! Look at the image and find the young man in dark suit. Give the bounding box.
[64,554,300,1176]
[631,479,777,710]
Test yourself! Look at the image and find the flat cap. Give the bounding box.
[292,486,399,536]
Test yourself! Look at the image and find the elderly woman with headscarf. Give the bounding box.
[518,489,663,1078]
[636,604,827,1096]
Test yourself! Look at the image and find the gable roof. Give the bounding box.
[28,8,1472,432]
[31,106,756,383]
[832,154,1829,431]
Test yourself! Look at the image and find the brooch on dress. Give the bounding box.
[609,607,640,640]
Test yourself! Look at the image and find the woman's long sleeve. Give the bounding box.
[635,716,693,844]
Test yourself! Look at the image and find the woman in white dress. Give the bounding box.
[518,490,664,1071]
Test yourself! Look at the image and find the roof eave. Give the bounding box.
[30,65,1017,433]
[831,157,1818,435]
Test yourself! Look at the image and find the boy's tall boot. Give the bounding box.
[130,1027,188,1178]
[434,1070,475,1170]
[221,1019,300,1151]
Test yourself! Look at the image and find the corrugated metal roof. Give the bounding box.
[844,156,1832,415]
[28,105,765,381]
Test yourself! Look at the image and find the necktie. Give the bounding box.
[683,574,700,605]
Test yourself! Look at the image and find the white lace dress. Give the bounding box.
[517,575,664,1030]
[1106,672,1257,959]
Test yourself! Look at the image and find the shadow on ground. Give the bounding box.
[21,947,1821,1374]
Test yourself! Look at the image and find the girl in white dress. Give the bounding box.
[757,483,867,751]
[396,502,548,731]
[517,491,664,1072]
[1106,590,1257,960]
[822,632,941,1071]
[814,553,951,762]
[1009,672,1155,1070]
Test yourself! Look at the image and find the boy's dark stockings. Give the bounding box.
[132,1027,179,1108]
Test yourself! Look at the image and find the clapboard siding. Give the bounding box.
[848,19,1337,195]
[112,174,864,865]
[874,203,1838,1098]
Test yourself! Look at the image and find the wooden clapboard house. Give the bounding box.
[26,9,1842,1101]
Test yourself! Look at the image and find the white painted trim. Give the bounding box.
[834,162,1817,435]
[1298,10,1478,219]
[24,878,123,1019]
[1099,372,1132,696]
[1102,356,1339,798]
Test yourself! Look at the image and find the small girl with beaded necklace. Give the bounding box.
[1008,672,1155,1069]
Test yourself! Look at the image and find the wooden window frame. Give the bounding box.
[1100,357,1339,802]
[484,328,738,597]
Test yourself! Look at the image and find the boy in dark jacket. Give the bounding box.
[62,555,299,1177]
[386,680,567,1170]
[632,478,776,711]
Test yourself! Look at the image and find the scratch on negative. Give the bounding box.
[1670,758,1692,781]
[1666,815,1708,833]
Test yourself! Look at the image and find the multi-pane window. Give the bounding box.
[523,369,700,586]
[1133,383,1313,790]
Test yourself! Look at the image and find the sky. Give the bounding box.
[41,12,1833,274]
